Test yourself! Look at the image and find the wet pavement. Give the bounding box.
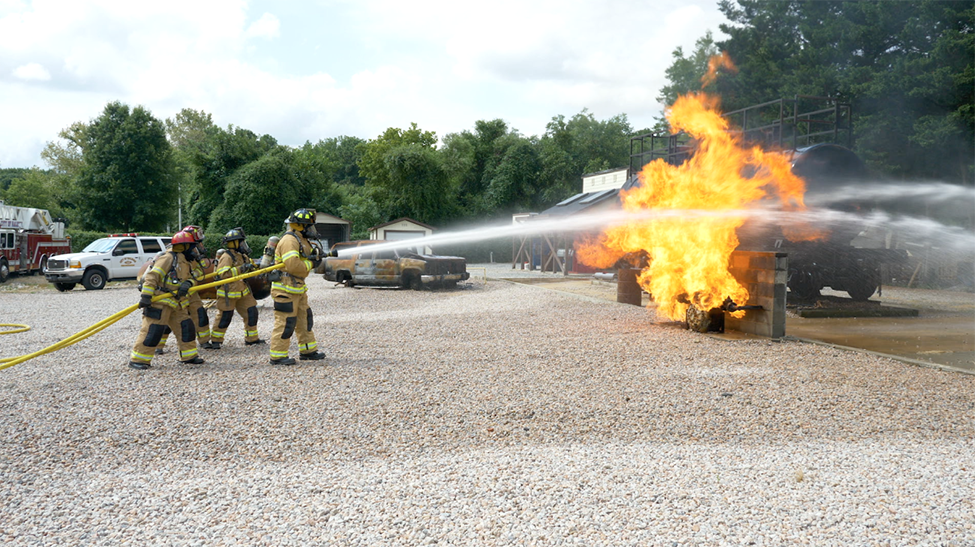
[786,287,974,373]
[476,264,975,375]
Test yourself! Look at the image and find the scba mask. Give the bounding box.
[183,244,202,262]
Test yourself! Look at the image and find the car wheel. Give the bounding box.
[846,277,878,301]
[403,271,422,290]
[788,270,820,300]
[82,269,107,290]
[55,282,77,292]
[0,259,8,283]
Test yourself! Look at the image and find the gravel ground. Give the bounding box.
[1,274,973,546]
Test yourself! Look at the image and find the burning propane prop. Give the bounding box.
[577,90,817,328]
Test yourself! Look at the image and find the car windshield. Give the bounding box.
[82,238,118,253]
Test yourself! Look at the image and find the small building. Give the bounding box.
[368,217,434,254]
[313,212,352,250]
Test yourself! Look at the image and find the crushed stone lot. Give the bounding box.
[1,274,973,546]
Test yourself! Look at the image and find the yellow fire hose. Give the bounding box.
[0,324,31,335]
[0,263,285,371]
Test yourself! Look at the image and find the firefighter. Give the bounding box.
[153,226,213,352]
[209,227,263,348]
[128,231,204,370]
[136,249,172,355]
[269,208,324,365]
[180,225,214,349]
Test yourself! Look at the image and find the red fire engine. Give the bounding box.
[0,200,72,283]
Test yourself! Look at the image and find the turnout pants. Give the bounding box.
[187,294,211,343]
[158,293,210,348]
[269,289,318,360]
[211,292,260,344]
[130,304,199,365]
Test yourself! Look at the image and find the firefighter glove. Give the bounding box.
[177,280,193,298]
[310,248,322,268]
[138,294,153,309]
[240,262,254,274]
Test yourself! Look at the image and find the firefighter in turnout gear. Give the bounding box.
[209,227,264,348]
[183,226,214,348]
[128,231,205,370]
[269,208,324,365]
[154,226,214,352]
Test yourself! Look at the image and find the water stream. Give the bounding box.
[336,181,975,258]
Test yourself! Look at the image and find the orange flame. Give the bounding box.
[701,52,737,88]
[577,92,813,320]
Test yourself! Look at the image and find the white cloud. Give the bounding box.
[245,12,280,40]
[0,0,731,168]
[339,0,729,132]
[12,62,50,81]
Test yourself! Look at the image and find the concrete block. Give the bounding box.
[750,255,774,270]
[775,255,789,271]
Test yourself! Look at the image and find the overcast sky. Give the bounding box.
[0,0,728,169]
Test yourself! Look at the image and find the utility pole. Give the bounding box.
[178,180,182,228]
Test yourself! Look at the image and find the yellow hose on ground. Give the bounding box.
[0,324,31,335]
[0,263,285,371]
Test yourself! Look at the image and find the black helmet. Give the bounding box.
[222,227,246,245]
[287,209,316,225]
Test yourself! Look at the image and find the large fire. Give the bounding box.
[576,91,812,321]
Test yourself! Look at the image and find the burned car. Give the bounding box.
[320,240,469,289]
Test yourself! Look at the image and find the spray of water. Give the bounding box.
[806,181,975,207]
[336,195,975,258]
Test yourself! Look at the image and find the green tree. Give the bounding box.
[209,148,302,236]
[303,136,367,186]
[0,167,31,194]
[358,123,438,188]
[39,121,88,226]
[41,121,87,180]
[208,145,344,236]
[184,125,277,228]
[3,168,53,211]
[484,139,542,213]
[166,109,218,226]
[536,110,632,205]
[441,119,528,216]
[711,0,974,182]
[383,144,457,224]
[358,123,448,223]
[75,102,176,232]
[292,143,344,216]
[337,186,383,240]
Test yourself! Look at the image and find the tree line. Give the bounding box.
[1,0,971,240]
[2,104,633,239]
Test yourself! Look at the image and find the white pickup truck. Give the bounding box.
[44,234,171,291]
